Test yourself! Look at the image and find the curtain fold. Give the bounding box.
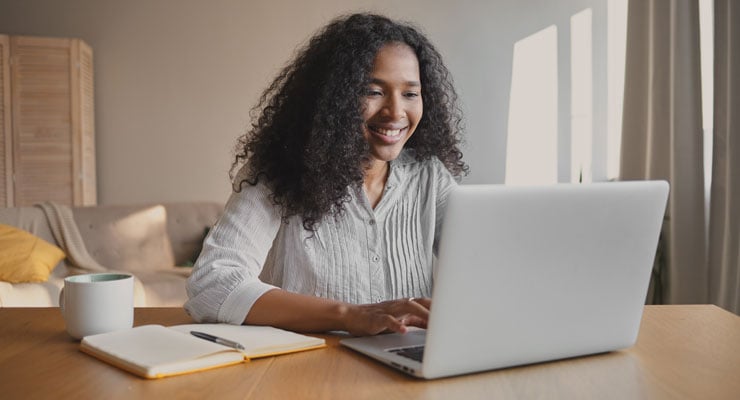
[621,0,707,304]
[708,0,740,313]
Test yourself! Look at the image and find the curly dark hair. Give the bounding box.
[232,13,467,230]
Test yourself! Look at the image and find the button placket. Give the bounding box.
[367,212,384,304]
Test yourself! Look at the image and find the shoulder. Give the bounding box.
[225,165,280,214]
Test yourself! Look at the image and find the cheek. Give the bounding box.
[411,104,423,127]
[362,100,380,122]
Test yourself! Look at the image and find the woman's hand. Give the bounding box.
[340,297,431,336]
[245,289,430,336]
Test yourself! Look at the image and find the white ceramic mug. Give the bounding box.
[59,273,134,339]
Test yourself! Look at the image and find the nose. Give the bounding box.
[381,94,405,121]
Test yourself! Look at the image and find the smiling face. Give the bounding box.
[362,43,423,166]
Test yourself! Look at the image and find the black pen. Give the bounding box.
[190,331,246,351]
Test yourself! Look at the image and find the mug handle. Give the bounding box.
[58,287,65,316]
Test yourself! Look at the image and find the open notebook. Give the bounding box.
[80,324,326,379]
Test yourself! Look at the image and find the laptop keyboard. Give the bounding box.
[389,345,425,362]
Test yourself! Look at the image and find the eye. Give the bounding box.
[404,91,420,98]
[366,89,383,97]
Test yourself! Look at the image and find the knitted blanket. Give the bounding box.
[34,202,107,272]
[34,202,147,305]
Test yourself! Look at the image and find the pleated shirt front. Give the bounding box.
[185,150,457,324]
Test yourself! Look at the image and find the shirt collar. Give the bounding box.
[390,148,418,167]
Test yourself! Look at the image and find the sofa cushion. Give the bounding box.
[160,202,222,265]
[134,269,191,307]
[0,207,58,245]
[0,271,148,307]
[72,205,176,273]
[0,224,66,283]
[0,277,65,307]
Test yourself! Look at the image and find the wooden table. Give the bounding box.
[0,305,738,399]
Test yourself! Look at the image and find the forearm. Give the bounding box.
[244,289,350,333]
[245,289,432,336]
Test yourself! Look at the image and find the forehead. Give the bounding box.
[369,43,420,81]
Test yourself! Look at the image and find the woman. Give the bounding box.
[185,13,467,336]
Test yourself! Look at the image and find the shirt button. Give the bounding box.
[372,255,380,262]
[369,219,376,225]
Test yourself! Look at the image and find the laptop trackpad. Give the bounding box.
[341,328,426,353]
[383,328,426,349]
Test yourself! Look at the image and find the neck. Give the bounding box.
[363,160,389,208]
[364,160,389,186]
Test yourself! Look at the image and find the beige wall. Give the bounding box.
[0,0,608,205]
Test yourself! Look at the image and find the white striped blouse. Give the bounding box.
[184,150,457,324]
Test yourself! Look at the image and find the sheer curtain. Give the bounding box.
[621,0,707,304]
[622,0,739,312]
[708,0,740,313]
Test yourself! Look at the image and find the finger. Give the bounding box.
[386,306,428,334]
[383,314,407,334]
[403,315,428,329]
[409,297,431,310]
[402,298,430,321]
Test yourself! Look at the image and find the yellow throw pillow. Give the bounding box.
[0,224,65,283]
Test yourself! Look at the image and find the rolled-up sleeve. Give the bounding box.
[185,180,282,324]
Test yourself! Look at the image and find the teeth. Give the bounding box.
[373,127,403,137]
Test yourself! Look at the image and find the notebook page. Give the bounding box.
[169,324,325,357]
[82,325,240,369]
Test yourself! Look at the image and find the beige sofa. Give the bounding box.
[0,202,222,307]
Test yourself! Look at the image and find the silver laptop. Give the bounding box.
[340,181,669,379]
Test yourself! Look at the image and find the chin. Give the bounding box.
[370,148,404,162]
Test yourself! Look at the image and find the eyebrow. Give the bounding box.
[369,78,421,87]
